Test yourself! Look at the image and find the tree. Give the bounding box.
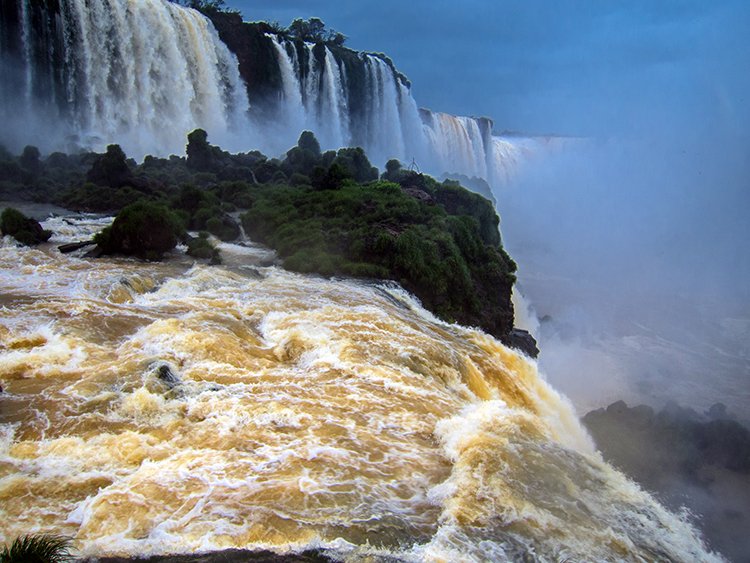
[285,18,346,45]
[94,201,185,260]
[186,129,215,172]
[334,147,378,183]
[297,130,321,156]
[86,144,132,187]
[19,145,41,173]
[177,0,225,12]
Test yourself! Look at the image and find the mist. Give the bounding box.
[487,0,750,417]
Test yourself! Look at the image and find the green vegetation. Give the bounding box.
[0,534,73,563]
[284,18,346,46]
[0,207,52,245]
[187,231,222,264]
[94,201,185,260]
[0,129,517,338]
[86,144,133,187]
[241,178,515,336]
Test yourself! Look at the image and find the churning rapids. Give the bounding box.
[0,216,720,562]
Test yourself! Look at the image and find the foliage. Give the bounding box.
[241,179,516,335]
[94,201,185,260]
[186,231,222,264]
[186,129,217,172]
[0,130,515,338]
[86,144,132,187]
[0,534,74,563]
[0,207,52,246]
[63,182,146,212]
[19,145,41,173]
[285,18,346,46]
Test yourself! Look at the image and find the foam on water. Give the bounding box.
[0,233,722,561]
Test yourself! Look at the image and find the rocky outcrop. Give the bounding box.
[0,207,52,245]
[503,328,539,358]
[583,400,750,562]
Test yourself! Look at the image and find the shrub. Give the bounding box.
[186,232,222,264]
[0,207,52,245]
[94,201,185,260]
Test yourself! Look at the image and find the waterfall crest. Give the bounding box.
[1,0,541,186]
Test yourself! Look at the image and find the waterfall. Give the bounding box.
[1,0,535,189]
[1,0,249,157]
[261,35,533,189]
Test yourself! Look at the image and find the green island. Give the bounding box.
[0,130,531,352]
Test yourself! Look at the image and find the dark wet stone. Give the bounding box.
[86,549,332,562]
[503,328,539,358]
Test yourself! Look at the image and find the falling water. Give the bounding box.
[0,216,722,561]
[0,0,552,187]
[1,0,250,157]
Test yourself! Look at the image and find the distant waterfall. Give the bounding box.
[0,0,530,187]
[265,34,529,187]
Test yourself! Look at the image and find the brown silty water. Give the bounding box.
[0,216,721,561]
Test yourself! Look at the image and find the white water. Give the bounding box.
[1,0,548,187]
[3,0,250,157]
[0,215,724,561]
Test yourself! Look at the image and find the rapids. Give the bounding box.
[0,216,721,561]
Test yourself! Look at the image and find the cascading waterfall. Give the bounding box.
[0,216,722,561]
[0,0,249,157]
[264,33,536,187]
[0,0,539,187]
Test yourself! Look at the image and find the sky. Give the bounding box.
[225,0,750,416]
[226,0,750,137]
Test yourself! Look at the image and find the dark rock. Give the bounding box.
[503,328,539,358]
[403,187,434,204]
[86,548,332,562]
[58,240,95,253]
[583,400,750,563]
[155,364,180,389]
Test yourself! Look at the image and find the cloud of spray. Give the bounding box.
[493,6,750,417]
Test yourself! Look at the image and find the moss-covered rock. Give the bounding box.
[94,201,185,260]
[0,207,52,245]
[186,232,222,264]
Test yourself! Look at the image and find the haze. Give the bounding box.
[229,0,750,415]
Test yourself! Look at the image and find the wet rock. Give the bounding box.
[503,328,539,358]
[155,364,180,389]
[58,240,95,253]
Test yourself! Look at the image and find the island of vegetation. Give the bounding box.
[0,130,537,356]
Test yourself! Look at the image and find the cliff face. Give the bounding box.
[205,12,283,118]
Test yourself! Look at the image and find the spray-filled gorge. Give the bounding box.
[0,0,747,561]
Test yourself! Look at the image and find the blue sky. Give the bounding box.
[225,0,750,138]
[224,1,750,414]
